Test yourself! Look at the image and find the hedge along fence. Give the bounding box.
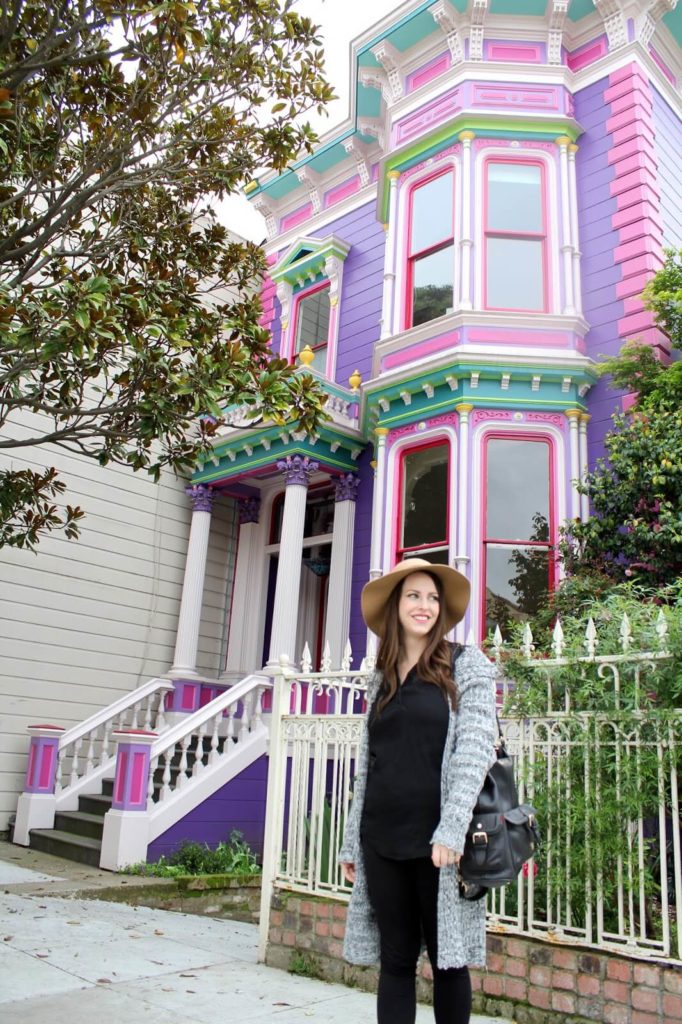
[265,892,682,1024]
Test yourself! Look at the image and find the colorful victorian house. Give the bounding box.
[11,0,682,868]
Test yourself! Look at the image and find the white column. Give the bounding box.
[367,428,389,656]
[454,404,473,642]
[266,456,318,667]
[566,409,581,521]
[326,474,360,667]
[380,171,400,339]
[459,131,475,311]
[224,497,262,679]
[568,142,582,317]
[579,413,591,522]
[556,136,575,316]
[170,485,215,677]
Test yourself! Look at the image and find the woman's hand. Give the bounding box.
[432,843,461,869]
[340,861,356,883]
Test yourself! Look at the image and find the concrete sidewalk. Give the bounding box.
[0,843,513,1024]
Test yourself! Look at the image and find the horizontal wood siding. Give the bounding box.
[0,410,237,829]
[652,88,682,250]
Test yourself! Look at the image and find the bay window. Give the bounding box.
[397,441,450,564]
[293,282,331,372]
[484,161,547,312]
[407,170,455,328]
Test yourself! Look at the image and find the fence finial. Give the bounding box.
[584,617,597,658]
[321,642,332,674]
[655,608,669,651]
[521,622,534,659]
[619,612,632,653]
[301,643,312,674]
[552,618,565,659]
[341,640,352,672]
[492,625,504,663]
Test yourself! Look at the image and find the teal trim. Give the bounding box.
[357,85,382,119]
[663,5,682,46]
[568,0,596,22]
[386,10,440,52]
[490,0,548,14]
[191,437,362,486]
[356,1,440,58]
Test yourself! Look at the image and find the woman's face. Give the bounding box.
[397,571,440,644]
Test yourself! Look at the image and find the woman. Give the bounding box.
[339,557,497,1024]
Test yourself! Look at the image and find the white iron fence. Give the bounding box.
[259,623,682,965]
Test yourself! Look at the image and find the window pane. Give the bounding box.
[487,237,544,310]
[304,490,335,538]
[412,244,454,326]
[295,288,330,353]
[486,439,549,541]
[485,544,551,638]
[402,445,448,550]
[410,172,454,254]
[488,163,542,233]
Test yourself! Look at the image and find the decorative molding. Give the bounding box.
[342,138,371,187]
[276,455,319,487]
[334,473,361,503]
[431,0,465,65]
[472,410,513,424]
[295,167,322,215]
[547,0,569,66]
[358,117,386,150]
[527,412,565,427]
[371,40,404,102]
[237,497,261,525]
[594,0,629,50]
[252,195,278,239]
[359,67,394,106]
[185,485,214,513]
[636,0,678,48]
[469,0,488,63]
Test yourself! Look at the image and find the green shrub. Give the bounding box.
[125,830,261,877]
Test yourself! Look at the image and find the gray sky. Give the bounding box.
[223,0,398,241]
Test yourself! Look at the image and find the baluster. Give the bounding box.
[209,711,221,765]
[148,754,159,802]
[85,730,96,775]
[225,705,236,744]
[192,722,207,777]
[252,685,264,731]
[130,699,140,730]
[69,737,82,787]
[239,699,250,742]
[55,749,63,794]
[143,694,154,731]
[176,736,190,789]
[155,692,168,732]
[100,720,111,766]
[160,750,172,800]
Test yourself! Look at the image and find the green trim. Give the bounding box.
[378,116,579,220]
[192,439,361,486]
[373,393,588,431]
[271,235,350,287]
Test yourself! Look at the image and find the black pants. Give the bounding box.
[362,841,472,1024]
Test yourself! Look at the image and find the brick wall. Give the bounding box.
[265,891,682,1024]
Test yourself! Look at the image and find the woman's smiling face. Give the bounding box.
[397,571,440,643]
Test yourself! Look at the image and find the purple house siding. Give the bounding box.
[574,77,625,461]
[331,202,386,387]
[349,446,374,662]
[652,87,682,250]
[146,755,268,862]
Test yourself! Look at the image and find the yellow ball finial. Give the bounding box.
[349,369,362,392]
[298,345,315,367]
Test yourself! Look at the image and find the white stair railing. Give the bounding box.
[55,677,175,809]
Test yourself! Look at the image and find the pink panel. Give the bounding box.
[280,203,313,233]
[382,331,459,371]
[114,750,128,804]
[566,36,608,72]
[466,327,571,348]
[199,687,214,707]
[26,744,36,788]
[181,683,199,711]
[487,43,542,63]
[38,745,55,790]
[649,47,676,85]
[472,83,559,111]
[395,87,463,145]
[407,53,450,92]
[130,751,146,806]
[324,175,360,208]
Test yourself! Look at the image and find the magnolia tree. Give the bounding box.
[563,249,682,589]
[0,0,333,548]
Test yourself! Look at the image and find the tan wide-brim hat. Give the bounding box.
[361,558,471,638]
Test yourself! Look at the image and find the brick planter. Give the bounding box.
[265,891,682,1024]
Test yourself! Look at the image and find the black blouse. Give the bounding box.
[360,667,450,860]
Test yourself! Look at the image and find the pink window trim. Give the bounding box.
[394,438,451,565]
[482,156,550,314]
[479,431,557,640]
[290,279,332,374]
[404,167,456,330]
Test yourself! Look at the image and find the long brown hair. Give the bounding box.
[374,571,458,714]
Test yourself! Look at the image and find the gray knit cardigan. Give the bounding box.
[338,643,497,970]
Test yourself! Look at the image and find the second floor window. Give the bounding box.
[485,161,547,312]
[397,441,450,564]
[407,170,455,328]
[293,283,331,372]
